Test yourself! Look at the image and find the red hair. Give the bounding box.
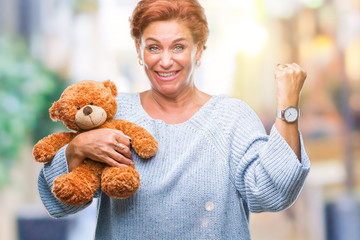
[130,0,209,49]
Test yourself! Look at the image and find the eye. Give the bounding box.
[90,102,94,105]
[174,45,184,51]
[147,45,160,52]
[76,106,80,110]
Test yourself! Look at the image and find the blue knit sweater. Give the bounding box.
[38,93,310,239]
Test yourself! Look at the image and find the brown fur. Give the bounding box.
[33,80,158,206]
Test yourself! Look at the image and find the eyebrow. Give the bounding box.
[145,37,187,43]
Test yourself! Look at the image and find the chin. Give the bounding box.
[156,87,181,97]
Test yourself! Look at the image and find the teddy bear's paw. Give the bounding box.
[33,144,56,163]
[52,171,100,206]
[34,153,54,163]
[132,138,158,159]
[101,167,140,199]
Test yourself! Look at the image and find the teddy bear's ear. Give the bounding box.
[103,80,118,97]
[49,101,60,121]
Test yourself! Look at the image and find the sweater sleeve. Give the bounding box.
[228,101,310,213]
[37,145,93,218]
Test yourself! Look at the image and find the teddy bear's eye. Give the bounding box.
[77,106,80,110]
[90,102,94,105]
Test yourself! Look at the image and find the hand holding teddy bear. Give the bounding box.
[33,80,158,205]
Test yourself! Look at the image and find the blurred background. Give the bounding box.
[0,0,360,239]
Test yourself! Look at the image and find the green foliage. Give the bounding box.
[0,37,67,188]
[74,0,99,14]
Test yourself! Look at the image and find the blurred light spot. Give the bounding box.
[230,18,268,57]
[307,34,335,67]
[264,0,297,18]
[219,0,254,8]
[306,161,345,186]
[301,0,325,9]
[201,217,210,228]
[205,201,214,211]
[345,38,360,82]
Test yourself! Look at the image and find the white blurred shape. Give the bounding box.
[205,201,214,211]
[263,0,299,18]
[201,217,210,228]
[98,0,135,51]
[226,18,268,57]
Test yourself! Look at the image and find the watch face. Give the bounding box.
[284,107,298,123]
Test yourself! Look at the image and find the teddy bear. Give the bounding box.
[33,80,158,206]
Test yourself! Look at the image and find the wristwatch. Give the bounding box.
[276,106,299,123]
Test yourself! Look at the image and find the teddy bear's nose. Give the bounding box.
[83,106,93,116]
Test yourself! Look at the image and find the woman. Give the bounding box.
[38,0,310,239]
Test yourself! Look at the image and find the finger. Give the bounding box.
[114,142,126,151]
[279,64,293,74]
[288,63,307,79]
[274,70,282,78]
[103,156,129,168]
[284,63,293,69]
[287,63,302,72]
[279,64,294,75]
[113,130,132,142]
[114,136,131,148]
[114,142,132,159]
[108,149,134,165]
[275,65,288,74]
[284,66,294,74]
[291,62,301,69]
[277,64,286,71]
[293,63,307,77]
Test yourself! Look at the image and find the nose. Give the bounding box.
[83,106,93,116]
[159,50,173,69]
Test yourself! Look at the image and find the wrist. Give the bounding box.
[66,139,85,171]
[277,98,299,109]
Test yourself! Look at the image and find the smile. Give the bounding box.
[158,71,177,77]
[155,71,181,81]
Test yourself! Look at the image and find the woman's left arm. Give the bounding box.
[274,63,307,161]
[229,63,309,213]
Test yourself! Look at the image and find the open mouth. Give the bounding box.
[155,70,181,81]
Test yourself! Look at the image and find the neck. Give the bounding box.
[140,87,211,124]
[150,87,199,112]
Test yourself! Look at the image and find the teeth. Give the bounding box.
[158,72,176,77]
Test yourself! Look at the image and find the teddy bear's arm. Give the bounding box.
[33,132,77,163]
[106,119,158,159]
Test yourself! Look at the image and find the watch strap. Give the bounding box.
[276,109,284,119]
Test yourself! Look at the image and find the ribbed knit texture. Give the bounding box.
[38,93,310,240]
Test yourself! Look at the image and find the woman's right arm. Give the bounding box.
[38,128,133,218]
[38,145,90,218]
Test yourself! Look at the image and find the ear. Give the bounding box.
[103,80,118,97]
[196,43,204,62]
[135,40,143,62]
[49,101,60,121]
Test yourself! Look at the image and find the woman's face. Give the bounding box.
[136,20,203,97]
